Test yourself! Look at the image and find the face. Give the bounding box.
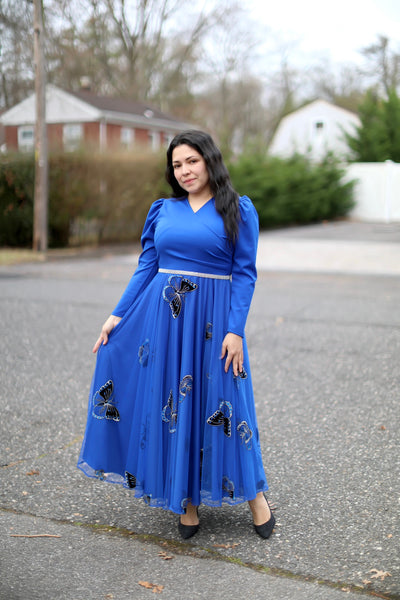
[171,144,211,199]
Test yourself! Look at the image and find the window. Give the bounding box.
[314,121,325,132]
[121,127,134,149]
[148,130,160,151]
[18,126,35,152]
[164,133,174,147]
[63,124,83,151]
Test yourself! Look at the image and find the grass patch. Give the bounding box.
[0,249,45,266]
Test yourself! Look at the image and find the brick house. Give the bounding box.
[0,84,192,153]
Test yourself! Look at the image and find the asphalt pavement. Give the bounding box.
[1,220,399,600]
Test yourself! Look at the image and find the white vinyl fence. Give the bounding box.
[346,161,400,222]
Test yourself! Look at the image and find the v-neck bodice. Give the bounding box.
[186,197,214,214]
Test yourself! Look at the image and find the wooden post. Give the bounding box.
[33,0,48,252]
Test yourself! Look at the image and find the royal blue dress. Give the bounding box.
[77,196,269,514]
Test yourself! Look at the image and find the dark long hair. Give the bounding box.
[166,130,240,243]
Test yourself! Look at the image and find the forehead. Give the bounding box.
[172,144,202,163]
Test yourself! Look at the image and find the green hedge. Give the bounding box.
[0,156,35,247]
[229,153,355,228]
[0,151,168,248]
[0,151,355,248]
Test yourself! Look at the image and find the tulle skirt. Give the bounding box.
[77,270,268,514]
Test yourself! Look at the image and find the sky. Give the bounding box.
[248,0,400,68]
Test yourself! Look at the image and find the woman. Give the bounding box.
[77,130,275,540]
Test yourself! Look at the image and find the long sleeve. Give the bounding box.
[227,196,259,338]
[112,199,163,317]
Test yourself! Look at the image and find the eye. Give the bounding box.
[173,164,180,170]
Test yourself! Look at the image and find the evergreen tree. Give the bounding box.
[346,88,400,162]
[346,90,389,161]
[384,89,400,162]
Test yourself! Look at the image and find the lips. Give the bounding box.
[183,179,196,185]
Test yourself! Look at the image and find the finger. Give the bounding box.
[92,336,100,354]
[224,352,232,373]
[239,352,244,374]
[220,340,227,360]
[232,356,239,377]
[92,334,106,354]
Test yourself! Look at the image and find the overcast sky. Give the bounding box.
[248,0,400,67]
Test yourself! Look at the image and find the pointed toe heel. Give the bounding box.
[178,520,199,539]
[178,506,199,539]
[253,495,276,539]
[254,512,276,539]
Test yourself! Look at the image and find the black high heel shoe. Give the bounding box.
[178,507,199,539]
[253,496,276,539]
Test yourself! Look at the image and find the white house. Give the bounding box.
[268,99,360,161]
[0,84,192,153]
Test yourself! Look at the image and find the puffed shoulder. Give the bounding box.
[238,195,259,224]
[146,197,165,219]
[140,198,165,244]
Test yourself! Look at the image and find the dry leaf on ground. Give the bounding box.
[138,581,164,594]
[369,569,392,581]
[158,551,173,560]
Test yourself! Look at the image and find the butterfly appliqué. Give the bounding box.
[92,380,120,421]
[138,339,149,366]
[179,374,193,399]
[222,476,235,499]
[237,420,253,450]
[125,471,137,489]
[161,375,193,433]
[181,497,192,510]
[162,275,198,319]
[162,390,178,433]
[233,367,247,389]
[207,400,233,437]
[95,469,106,481]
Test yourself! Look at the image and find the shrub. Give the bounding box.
[48,150,169,247]
[0,150,355,248]
[0,155,34,247]
[228,153,355,228]
[0,151,169,247]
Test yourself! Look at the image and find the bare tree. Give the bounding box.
[195,3,265,153]
[45,0,214,105]
[0,0,34,109]
[360,35,400,96]
[309,60,365,113]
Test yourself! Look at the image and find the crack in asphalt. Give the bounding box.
[1,506,398,600]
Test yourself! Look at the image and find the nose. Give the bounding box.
[181,162,191,176]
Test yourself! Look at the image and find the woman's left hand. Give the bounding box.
[220,332,243,376]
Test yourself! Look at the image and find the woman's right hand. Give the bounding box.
[92,315,122,354]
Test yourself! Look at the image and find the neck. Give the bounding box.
[188,189,213,207]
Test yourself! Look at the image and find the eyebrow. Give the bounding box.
[172,155,198,165]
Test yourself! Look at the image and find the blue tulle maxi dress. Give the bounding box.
[77,195,269,514]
